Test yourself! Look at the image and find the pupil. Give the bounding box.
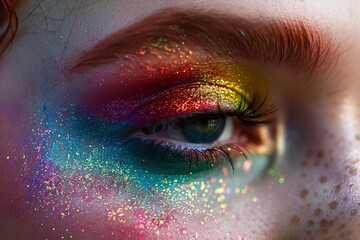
[181,118,226,143]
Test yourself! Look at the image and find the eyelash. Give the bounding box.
[121,91,277,174]
[141,91,277,136]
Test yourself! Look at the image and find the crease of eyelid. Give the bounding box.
[69,8,339,77]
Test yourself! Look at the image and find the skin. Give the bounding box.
[0,0,360,239]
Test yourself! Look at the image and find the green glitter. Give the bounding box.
[266,167,276,177]
[278,177,285,184]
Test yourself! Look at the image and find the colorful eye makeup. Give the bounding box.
[31,19,280,238]
[21,9,340,238]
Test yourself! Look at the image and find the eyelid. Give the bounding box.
[76,60,273,124]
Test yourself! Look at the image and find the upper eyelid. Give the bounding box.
[69,9,337,77]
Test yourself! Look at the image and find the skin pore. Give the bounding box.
[0,0,360,239]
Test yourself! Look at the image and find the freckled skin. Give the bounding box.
[283,138,360,239]
[300,189,309,199]
[1,0,360,240]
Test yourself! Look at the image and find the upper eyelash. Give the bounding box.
[141,90,277,135]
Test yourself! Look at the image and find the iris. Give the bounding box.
[180,118,226,143]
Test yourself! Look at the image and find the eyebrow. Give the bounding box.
[70,9,337,76]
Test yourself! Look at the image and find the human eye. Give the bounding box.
[71,61,280,191]
[123,85,278,177]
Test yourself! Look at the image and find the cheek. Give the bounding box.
[275,99,360,239]
[195,130,359,239]
[281,145,360,239]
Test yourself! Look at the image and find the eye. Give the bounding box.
[142,116,231,143]
[122,93,279,176]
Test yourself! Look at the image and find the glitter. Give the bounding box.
[217,195,225,202]
[241,186,250,194]
[252,197,258,203]
[278,177,285,184]
[214,188,225,194]
[179,227,188,235]
[267,167,276,176]
[243,160,252,172]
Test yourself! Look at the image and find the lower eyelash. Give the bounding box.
[121,137,249,175]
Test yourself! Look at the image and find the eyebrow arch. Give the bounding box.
[70,9,337,75]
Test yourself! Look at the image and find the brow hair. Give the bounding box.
[71,9,336,76]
